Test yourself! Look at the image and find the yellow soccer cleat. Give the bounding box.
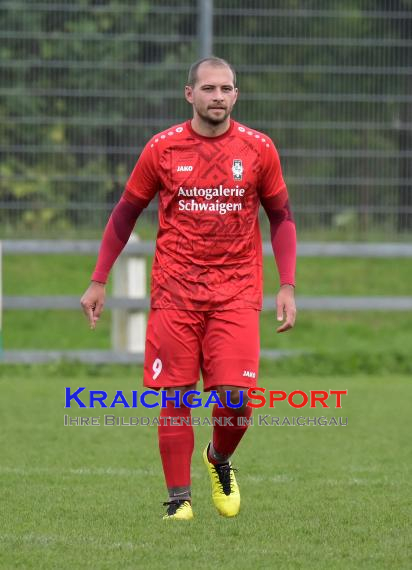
[203,445,240,517]
[162,500,194,520]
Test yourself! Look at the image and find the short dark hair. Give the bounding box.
[187,57,237,87]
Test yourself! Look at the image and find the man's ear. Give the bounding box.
[185,85,193,104]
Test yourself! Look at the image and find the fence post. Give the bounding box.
[198,0,213,58]
[111,234,146,353]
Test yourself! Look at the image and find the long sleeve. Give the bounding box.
[261,190,297,287]
[91,192,147,283]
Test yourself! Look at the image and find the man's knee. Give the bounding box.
[216,386,250,412]
[165,384,197,406]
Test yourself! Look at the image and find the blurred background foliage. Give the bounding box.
[0,0,411,239]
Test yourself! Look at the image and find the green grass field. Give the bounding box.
[1,253,411,568]
[0,370,410,569]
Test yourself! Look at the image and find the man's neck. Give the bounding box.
[190,116,231,138]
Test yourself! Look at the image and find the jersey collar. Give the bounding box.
[186,118,235,142]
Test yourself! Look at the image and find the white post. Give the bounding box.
[111,234,146,353]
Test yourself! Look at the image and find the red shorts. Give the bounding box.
[143,308,260,391]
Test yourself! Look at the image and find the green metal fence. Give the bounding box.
[1,0,411,240]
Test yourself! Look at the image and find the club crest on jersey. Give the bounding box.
[232,159,243,181]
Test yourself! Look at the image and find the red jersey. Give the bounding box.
[125,119,288,310]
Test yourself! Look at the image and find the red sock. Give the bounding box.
[158,401,194,489]
[211,404,253,462]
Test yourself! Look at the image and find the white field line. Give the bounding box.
[348,465,379,473]
[0,465,291,483]
[0,532,143,551]
[0,465,402,486]
[0,466,158,477]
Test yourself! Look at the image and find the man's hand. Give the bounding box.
[80,281,106,330]
[276,284,296,333]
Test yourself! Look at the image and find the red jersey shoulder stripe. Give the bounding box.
[232,121,275,148]
[147,122,190,151]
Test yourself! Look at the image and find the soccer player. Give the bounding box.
[81,57,296,520]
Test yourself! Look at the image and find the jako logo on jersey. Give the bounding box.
[232,159,243,181]
[177,165,193,172]
[243,370,256,378]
